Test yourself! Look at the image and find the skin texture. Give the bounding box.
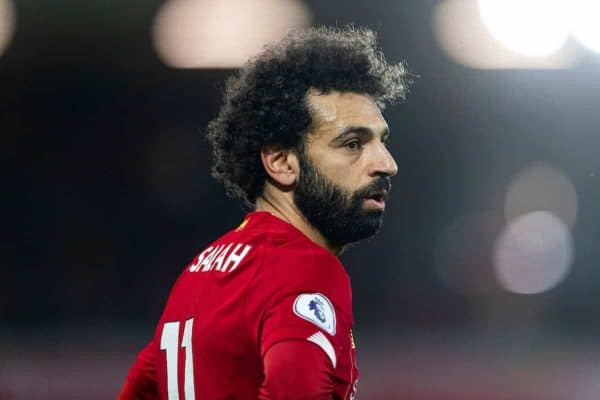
[255,90,398,255]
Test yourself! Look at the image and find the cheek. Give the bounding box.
[308,146,365,192]
[333,172,363,196]
[319,160,362,189]
[321,165,356,185]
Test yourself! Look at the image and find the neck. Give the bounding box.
[254,185,343,256]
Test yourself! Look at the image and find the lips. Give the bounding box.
[365,190,388,203]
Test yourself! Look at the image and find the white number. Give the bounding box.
[160,318,196,400]
[181,318,195,400]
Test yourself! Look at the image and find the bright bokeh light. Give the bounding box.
[0,0,16,58]
[478,0,570,56]
[494,211,573,295]
[433,0,577,69]
[569,0,600,53]
[152,0,312,68]
[504,163,578,228]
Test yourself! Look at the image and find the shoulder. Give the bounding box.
[262,239,348,288]
[248,239,351,321]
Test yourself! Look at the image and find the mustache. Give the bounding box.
[354,176,391,198]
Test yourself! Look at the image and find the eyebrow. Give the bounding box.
[331,125,390,143]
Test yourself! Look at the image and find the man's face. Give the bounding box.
[293,90,398,247]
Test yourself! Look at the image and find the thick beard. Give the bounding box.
[293,151,391,247]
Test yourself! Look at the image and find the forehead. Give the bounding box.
[306,90,387,138]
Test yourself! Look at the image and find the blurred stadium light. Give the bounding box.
[152,0,312,68]
[0,0,15,58]
[570,0,600,53]
[478,0,570,56]
[504,163,578,228]
[432,0,578,69]
[493,211,574,294]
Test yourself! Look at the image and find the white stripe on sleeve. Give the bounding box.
[307,331,337,369]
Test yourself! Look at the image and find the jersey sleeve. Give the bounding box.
[255,246,350,370]
[260,291,339,368]
[118,339,159,400]
[258,339,334,399]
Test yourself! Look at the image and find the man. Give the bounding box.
[119,26,409,399]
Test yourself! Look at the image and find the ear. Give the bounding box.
[260,144,299,187]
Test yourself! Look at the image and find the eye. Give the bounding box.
[344,139,362,151]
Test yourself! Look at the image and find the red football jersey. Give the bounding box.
[124,211,359,399]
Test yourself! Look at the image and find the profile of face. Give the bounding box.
[293,90,398,247]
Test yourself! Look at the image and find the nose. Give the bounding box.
[370,142,398,177]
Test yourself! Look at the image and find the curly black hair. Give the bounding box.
[205,25,410,208]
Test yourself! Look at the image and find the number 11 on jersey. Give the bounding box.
[160,318,196,400]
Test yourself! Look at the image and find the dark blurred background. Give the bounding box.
[3,0,600,398]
